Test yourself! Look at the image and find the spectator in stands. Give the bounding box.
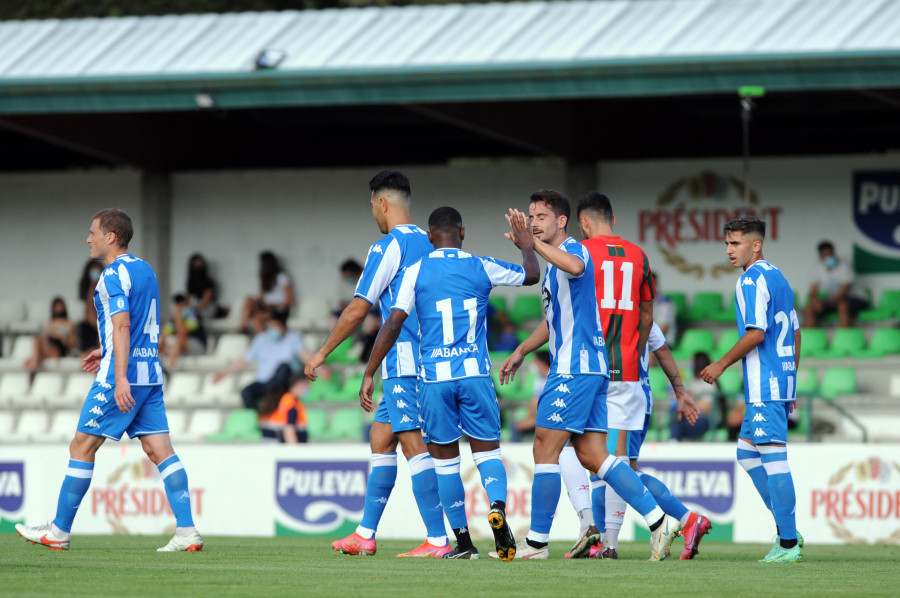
[510,351,552,441]
[213,311,315,409]
[487,302,519,352]
[159,293,207,370]
[258,378,309,443]
[651,272,678,345]
[669,352,717,441]
[24,297,76,372]
[186,253,227,321]
[237,250,295,334]
[76,259,103,354]
[804,240,869,327]
[337,258,364,312]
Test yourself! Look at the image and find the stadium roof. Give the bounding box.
[1,0,900,113]
[0,0,899,171]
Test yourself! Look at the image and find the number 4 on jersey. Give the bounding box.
[143,298,159,343]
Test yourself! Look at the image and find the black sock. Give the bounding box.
[649,516,664,532]
[453,527,474,550]
[490,500,506,513]
[780,538,798,549]
[526,538,548,549]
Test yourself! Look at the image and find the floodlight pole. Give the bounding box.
[738,86,765,204]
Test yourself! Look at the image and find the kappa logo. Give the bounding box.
[752,413,767,423]
[754,428,767,438]
[179,491,190,500]
[548,413,563,423]
[751,400,765,408]
[399,415,413,424]
[418,415,425,423]
[551,398,567,409]
[89,406,103,416]
[105,268,116,277]
[742,277,756,286]
[94,393,108,403]
[559,374,574,379]
[396,399,408,409]
[554,384,571,394]
[483,477,498,487]
[85,419,99,428]
[450,501,465,509]
[99,382,112,389]
[370,245,383,255]
[374,497,389,504]
[392,385,405,394]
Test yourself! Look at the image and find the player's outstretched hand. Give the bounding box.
[114,377,135,413]
[359,374,375,413]
[499,351,525,385]
[81,348,102,373]
[699,361,724,384]
[676,392,700,425]
[304,351,326,382]
[504,208,534,251]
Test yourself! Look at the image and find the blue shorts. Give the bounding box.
[536,374,608,435]
[610,414,651,460]
[77,382,168,441]
[374,377,421,434]
[417,377,500,445]
[739,400,791,445]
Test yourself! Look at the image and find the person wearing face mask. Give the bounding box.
[159,294,207,370]
[24,297,77,372]
[212,311,315,410]
[77,259,104,354]
[804,240,869,328]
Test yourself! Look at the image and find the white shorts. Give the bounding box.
[606,381,646,431]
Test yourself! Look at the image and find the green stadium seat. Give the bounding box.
[332,373,364,402]
[306,409,330,440]
[206,408,262,442]
[305,377,340,402]
[324,337,358,365]
[671,329,715,361]
[858,328,900,358]
[328,408,364,441]
[717,368,743,398]
[684,292,724,323]
[488,295,508,315]
[799,328,828,359]
[648,367,670,399]
[508,295,544,325]
[489,351,512,367]
[664,292,688,320]
[708,293,736,323]
[857,289,900,322]
[794,367,819,396]
[817,328,866,359]
[714,329,740,356]
[497,370,537,402]
[820,367,857,401]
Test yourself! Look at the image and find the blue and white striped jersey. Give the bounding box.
[94,255,163,386]
[735,260,799,403]
[393,249,526,383]
[639,322,667,415]
[542,237,609,377]
[355,224,432,379]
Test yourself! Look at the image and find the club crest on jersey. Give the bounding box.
[117,298,125,309]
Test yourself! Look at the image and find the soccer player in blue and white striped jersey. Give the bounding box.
[361,206,539,560]
[16,209,202,552]
[305,171,449,558]
[499,190,680,560]
[701,216,802,563]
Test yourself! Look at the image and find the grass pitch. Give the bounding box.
[2,535,898,598]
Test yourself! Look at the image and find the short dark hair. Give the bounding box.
[576,192,613,222]
[817,240,835,254]
[92,208,133,248]
[270,310,288,326]
[534,350,551,367]
[530,189,570,222]
[369,170,411,200]
[173,293,187,304]
[428,206,463,234]
[340,259,363,275]
[723,216,766,239]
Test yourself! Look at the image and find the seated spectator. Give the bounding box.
[669,352,715,441]
[258,379,310,444]
[213,312,317,409]
[25,297,76,372]
[511,351,552,441]
[77,259,103,354]
[336,258,364,312]
[804,240,869,327]
[186,253,228,320]
[159,293,207,370]
[238,250,295,334]
[487,302,518,352]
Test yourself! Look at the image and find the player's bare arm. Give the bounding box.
[700,328,765,383]
[499,322,550,384]
[82,348,102,373]
[360,309,408,412]
[305,296,371,381]
[637,299,653,358]
[654,344,699,425]
[111,311,135,413]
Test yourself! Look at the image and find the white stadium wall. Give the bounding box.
[1,154,898,313]
[2,442,899,545]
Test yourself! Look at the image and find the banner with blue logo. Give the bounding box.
[853,171,900,273]
[275,461,368,536]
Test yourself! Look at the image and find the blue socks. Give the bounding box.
[639,471,689,521]
[737,439,774,518]
[53,459,94,533]
[599,454,664,526]
[527,463,562,542]
[408,453,447,541]
[758,444,797,541]
[357,452,397,538]
[158,454,195,527]
[589,474,606,533]
[434,456,468,530]
[473,449,508,507]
